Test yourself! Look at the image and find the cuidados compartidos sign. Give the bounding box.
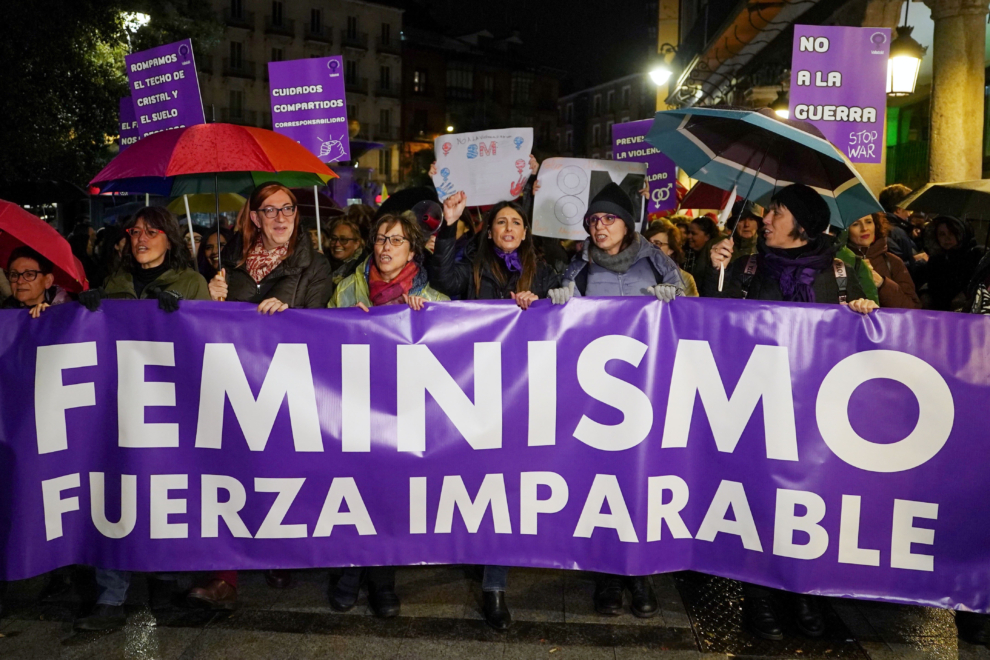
[268,56,350,162]
[0,299,986,613]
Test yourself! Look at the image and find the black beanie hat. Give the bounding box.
[584,182,635,234]
[770,184,831,237]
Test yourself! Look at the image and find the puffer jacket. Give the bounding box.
[561,233,684,297]
[428,221,560,300]
[104,267,210,301]
[224,238,333,309]
[329,255,449,308]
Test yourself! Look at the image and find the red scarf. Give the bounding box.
[368,261,419,306]
[245,240,288,283]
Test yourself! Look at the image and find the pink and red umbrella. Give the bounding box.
[0,200,88,293]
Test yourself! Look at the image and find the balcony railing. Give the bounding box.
[376,37,400,55]
[304,23,332,44]
[222,58,256,80]
[345,77,368,94]
[374,126,399,141]
[376,81,400,99]
[341,30,368,50]
[265,16,295,37]
[223,8,254,29]
[220,108,257,126]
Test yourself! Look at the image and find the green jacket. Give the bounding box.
[104,267,211,301]
[328,256,449,308]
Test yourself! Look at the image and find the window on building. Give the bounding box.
[413,109,428,135]
[347,16,357,38]
[381,23,391,45]
[271,47,283,62]
[592,153,600,160]
[483,75,494,98]
[229,90,244,119]
[606,121,613,144]
[231,0,243,18]
[310,8,321,31]
[593,94,602,116]
[229,41,242,67]
[607,90,615,113]
[380,66,391,89]
[447,62,473,96]
[592,124,601,147]
[271,1,283,26]
[379,148,393,175]
[621,86,631,109]
[347,104,358,122]
[510,72,534,104]
[380,108,391,134]
[606,150,613,160]
[566,131,573,150]
[621,115,630,124]
[413,69,428,94]
[345,60,357,84]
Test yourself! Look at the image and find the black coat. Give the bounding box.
[428,221,560,300]
[224,238,334,308]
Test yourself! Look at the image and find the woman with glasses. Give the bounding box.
[326,212,447,618]
[207,183,333,313]
[547,182,683,620]
[2,247,72,316]
[326,216,367,292]
[642,220,699,297]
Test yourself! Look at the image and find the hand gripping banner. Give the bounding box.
[0,299,987,612]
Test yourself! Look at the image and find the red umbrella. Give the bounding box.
[0,200,88,293]
[679,181,740,210]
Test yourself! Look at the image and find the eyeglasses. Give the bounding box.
[373,235,409,247]
[6,269,43,283]
[257,205,297,219]
[588,214,620,227]
[125,226,162,239]
[329,236,360,245]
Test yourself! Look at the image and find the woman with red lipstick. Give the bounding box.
[846,213,920,309]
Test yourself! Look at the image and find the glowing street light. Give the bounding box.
[887,26,926,97]
[771,90,790,120]
[649,66,673,87]
[446,125,454,132]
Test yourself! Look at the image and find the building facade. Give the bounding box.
[556,74,658,159]
[199,0,403,185]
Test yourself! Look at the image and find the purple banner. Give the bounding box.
[125,39,205,138]
[118,98,140,153]
[789,25,890,163]
[612,119,677,214]
[1,299,987,612]
[268,56,350,162]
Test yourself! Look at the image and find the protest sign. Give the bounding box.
[532,157,647,240]
[432,129,534,205]
[125,38,205,138]
[268,56,350,163]
[118,98,140,153]
[1,298,988,613]
[612,120,678,216]
[789,25,890,164]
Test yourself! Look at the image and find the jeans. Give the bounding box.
[95,569,179,606]
[482,565,508,592]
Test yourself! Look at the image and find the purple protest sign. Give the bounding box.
[118,98,140,153]
[612,119,677,214]
[789,25,890,163]
[1,298,988,613]
[125,39,205,138]
[268,56,350,162]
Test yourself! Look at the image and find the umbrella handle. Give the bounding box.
[718,263,725,292]
[314,184,322,253]
[183,195,196,259]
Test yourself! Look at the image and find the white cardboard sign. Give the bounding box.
[532,158,648,240]
[432,128,534,206]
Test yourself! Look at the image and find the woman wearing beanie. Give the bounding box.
[707,183,877,642]
[547,182,683,619]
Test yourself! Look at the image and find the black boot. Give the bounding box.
[794,595,825,638]
[627,576,659,619]
[744,595,783,641]
[593,575,624,616]
[957,611,990,645]
[368,581,400,618]
[328,568,362,612]
[74,604,127,632]
[482,591,512,631]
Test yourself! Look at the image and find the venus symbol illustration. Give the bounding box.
[442,142,452,157]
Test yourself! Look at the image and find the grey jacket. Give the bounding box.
[561,235,684,297]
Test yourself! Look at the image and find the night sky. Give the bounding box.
[402,0,653,91]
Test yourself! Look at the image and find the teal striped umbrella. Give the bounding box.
[646,107,881,228]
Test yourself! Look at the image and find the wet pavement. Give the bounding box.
[0,567,986,659]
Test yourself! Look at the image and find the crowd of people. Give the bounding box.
[2,158,989,644]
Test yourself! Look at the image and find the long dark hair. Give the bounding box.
[239,183,300,266]
[121,207,193,272]
[473,201,538,296]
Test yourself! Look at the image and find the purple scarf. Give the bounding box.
[493,246,522,273]
[757,238,835,303]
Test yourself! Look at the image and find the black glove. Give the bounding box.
[155,289,182,313]
[78,288,105,312]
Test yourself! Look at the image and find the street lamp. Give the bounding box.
[649,43,678,87]
[771,89,790,119]
[446,125,454,133]
[886,26,926,96]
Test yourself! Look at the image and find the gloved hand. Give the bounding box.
[647,284,682,302]
[155,289,182,313]
[548,281,576,305]
[78,288,106,312]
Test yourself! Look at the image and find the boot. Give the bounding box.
[627,576,659,619]
[265,570,292,589]
[482,591,512,631]
[368,580,400,618]
[744,595,783,641]
[329,568,363,612]
[794,595,825,638]
[186,579,237,611]
[593,575,624,616]
[74,604,127,632]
